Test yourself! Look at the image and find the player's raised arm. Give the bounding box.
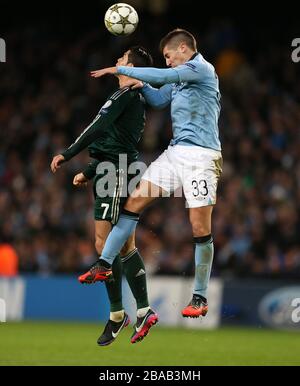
[117,66,180,85]
[92,65,180,85]
[119,59,211,84]
[90,66,117,78]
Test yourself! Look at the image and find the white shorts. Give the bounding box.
[142,145,223,208]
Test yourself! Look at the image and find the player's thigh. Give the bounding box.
[141,148,181,197]
[182,147,222,209]
[124,179,162,213]
[124,149,181,213]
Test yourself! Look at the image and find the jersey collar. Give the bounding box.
[189,52,199,61]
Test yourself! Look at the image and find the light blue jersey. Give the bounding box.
[117,53,221,151]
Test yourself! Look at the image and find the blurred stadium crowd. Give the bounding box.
[1,1,300,278]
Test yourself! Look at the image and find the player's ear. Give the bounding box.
[178,43,186,53]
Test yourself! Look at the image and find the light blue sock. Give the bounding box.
[100,213,139,266]
[193,236,214,299]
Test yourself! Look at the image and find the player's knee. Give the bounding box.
[191,221,210,237]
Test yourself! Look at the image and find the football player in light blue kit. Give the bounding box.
[82,29,223,328]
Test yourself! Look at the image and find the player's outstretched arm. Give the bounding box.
[116,66,179,85]
[91,66,179,85]
[90,67,117,78]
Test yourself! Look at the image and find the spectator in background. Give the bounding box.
[0,234,19,277]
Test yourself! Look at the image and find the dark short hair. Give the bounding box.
[127,46,153,67]
[159,29,197,53]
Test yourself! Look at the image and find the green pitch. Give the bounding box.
[0,321,299,366]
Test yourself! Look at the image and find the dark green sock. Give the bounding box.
[121,248,149,309]
[105,254,123,312]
